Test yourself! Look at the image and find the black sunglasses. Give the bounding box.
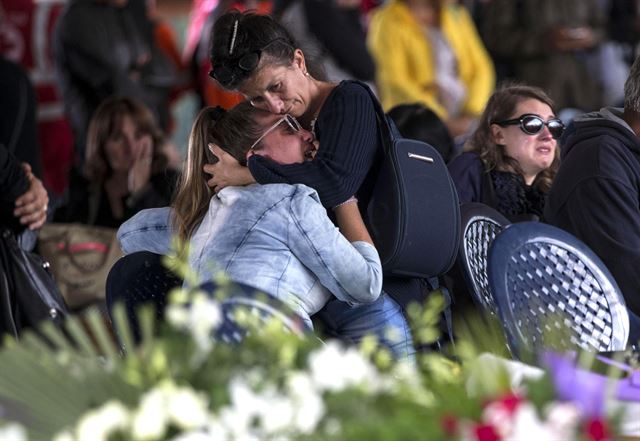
[491,114,565,140]
[209,38,291,86]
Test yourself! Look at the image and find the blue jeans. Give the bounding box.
[315,293,416,361]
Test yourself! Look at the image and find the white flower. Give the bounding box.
[76,400,129,441]
[0,423,28,441]
[132,388,169,440]
[308,341,378,392]
[219,406,254,440]
[166,294,222,352]
[166,304,189,327]
[293,390,325,434]
[188,294,222,351]
[505,403,553,441]
[228,377,264,420]
[544,402,581,441]
[204,419,229,440]
[483,401,516,438]
[259,395,295,434]
[286,372,326,434]
[167,386,209,430]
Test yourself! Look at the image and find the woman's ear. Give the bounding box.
[293,49,307,74]
[490,124,505,145]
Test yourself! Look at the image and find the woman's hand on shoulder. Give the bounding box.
[204,143,255,192]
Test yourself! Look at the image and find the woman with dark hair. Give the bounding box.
[447,84,563,221]
[118,102,416,359]
[54,97,178,227]
[387,103,455,162]
[205,10,429,344]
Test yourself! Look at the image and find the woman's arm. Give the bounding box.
[288,185,382,304]
[117,206,174,255]
[333,197,373,244]
[248,82,381,208]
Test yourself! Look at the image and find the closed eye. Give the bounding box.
[268,82,281,93]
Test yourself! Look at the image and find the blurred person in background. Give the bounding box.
[545,55,640,337]
[480,0,605,113]
[387,103,455,162]
[54,97,178,228]
[448,84,562,222]
[275,0,376,87]
[367,0,495,138]
[53,0,178,171]
[0,0,74,197]
[0,56,42,179]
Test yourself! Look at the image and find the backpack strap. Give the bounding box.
[350,80,400,153]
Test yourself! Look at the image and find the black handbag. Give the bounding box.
[0,229,68,338]
[357,83,461,278]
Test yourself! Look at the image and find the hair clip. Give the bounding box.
[229,19,239,55]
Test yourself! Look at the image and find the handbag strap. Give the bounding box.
[56,242,109,254]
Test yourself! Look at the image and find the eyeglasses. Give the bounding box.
[250,114,302,150]
[209,38,291,87]
[491,114,565,139]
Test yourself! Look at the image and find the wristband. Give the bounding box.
[332,196,358,211]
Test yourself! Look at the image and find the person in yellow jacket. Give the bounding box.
[368,0,495,137]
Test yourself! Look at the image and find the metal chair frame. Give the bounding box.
[487,222,630,355]
[458,203,510,315]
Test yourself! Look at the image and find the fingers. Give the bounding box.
[203,163,216,177]
[21,162,32,176]
[14,175,49,228]
[21,207,47,230]
[14,189,48,217]
[208,143,231,162]
[14,188,37,208]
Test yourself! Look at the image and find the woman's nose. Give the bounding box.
[539,125,553,140]
[265,95,285,114]
[299,128,314,143]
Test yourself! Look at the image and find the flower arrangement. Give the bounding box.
[0,274,633,441]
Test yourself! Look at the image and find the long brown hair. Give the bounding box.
[84,96,166,184]
[465,84,561,192]
[171,101,267,242]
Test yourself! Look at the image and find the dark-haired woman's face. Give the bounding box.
[239,51,311,118]
[491,98,557,184]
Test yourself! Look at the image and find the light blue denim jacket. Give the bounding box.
[117,183,383,328]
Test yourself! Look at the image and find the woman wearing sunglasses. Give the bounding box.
[448,84,563,222]
[118,102,415,360]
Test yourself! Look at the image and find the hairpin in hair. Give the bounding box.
[229,19,239,55]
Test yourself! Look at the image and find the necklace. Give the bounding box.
[310,117,318,137]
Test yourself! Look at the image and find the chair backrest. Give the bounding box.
[457,202,510,315]
[488,222,630,355]
[214,293,310,345]
[106,251,182,341]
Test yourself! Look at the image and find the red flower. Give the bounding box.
[586,419,609,441]
[440,414,458,437]
[474,423,501,441]
[496,393,522,415]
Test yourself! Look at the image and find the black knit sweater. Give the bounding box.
[247,80,384,211]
